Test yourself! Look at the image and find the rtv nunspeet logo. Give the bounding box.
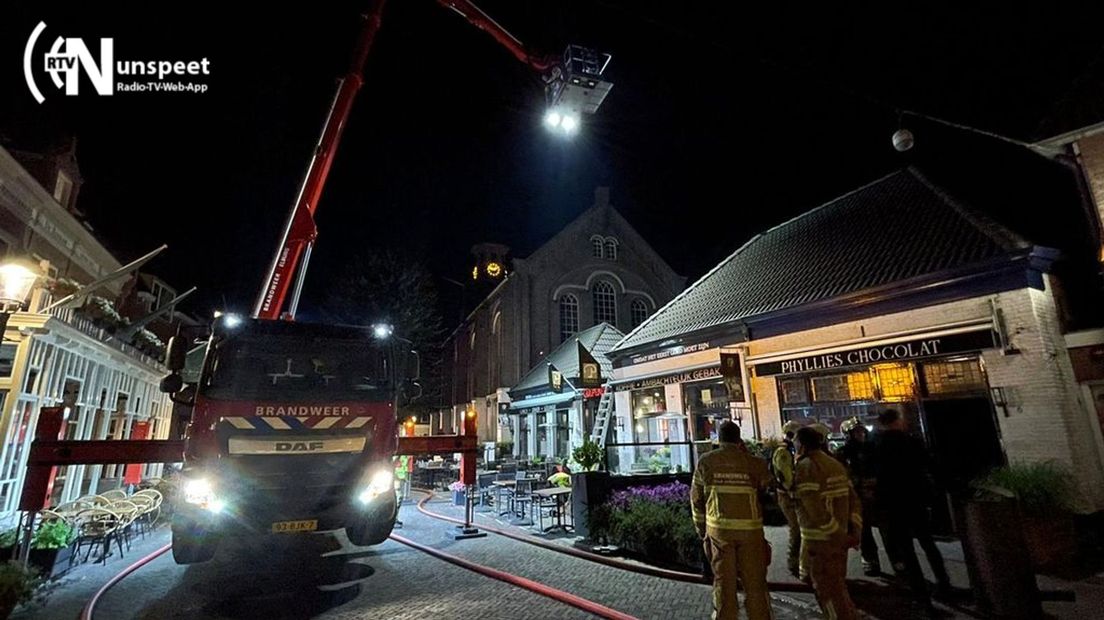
[24,21,212,103]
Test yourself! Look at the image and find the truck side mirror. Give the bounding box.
[160,373,184,394]
[165,336,186,371]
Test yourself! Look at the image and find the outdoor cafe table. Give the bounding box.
[531,486,573,533]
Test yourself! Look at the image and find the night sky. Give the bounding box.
[3,2,1102,321]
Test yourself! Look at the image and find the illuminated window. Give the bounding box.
[630,299,649,328]
[874,364,914,402]
[559,295,578,342]
[593,281,616,326]
[591,236,604,258]
[922,360,986,396]
[846,371,875,400]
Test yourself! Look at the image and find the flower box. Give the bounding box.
[452,490,466,506]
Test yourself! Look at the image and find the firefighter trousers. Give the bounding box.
[778,494,801,576]
[705,535,772,620]
[806,541,858,620]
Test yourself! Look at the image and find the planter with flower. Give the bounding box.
[131,328,166,360]
[587,481,702,569]
[448,481,467,506]
[76,296,126,333]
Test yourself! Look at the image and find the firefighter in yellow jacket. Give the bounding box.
[691,420,772,620]
[771,420,801,578]
[794,425,862,620]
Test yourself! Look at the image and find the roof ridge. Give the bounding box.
[906,167,1030,250]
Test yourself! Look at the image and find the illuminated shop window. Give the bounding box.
[874,364,915,402]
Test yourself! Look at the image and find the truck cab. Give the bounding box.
[161,314,412,564]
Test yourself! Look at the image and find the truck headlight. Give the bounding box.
[357,469,394,505]
[183,478,221,512]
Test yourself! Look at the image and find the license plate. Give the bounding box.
[271,519,318,533]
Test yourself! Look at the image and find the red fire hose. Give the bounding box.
[411,489,815,593]
[388,532,637,620]
[80,543,172,620]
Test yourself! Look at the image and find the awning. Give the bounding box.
[508,391,576,411]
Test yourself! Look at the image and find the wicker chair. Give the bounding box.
[73,508,123,565]
[100,489,128,502]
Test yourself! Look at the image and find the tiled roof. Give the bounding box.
[511,322,624,394]
[613,167,1029,352]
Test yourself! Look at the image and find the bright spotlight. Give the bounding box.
[222,314,243,329]
[543,111,562,129]
[373,324,393,339]
[560,115,579,134]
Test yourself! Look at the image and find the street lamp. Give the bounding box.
[0,260,41,335]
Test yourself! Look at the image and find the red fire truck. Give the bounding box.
[158,0,610,564]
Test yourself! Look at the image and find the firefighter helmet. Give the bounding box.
[811,422,831,439]
[841,416,864,434]
[782,420,801,436]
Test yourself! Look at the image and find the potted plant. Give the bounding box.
[448,481,467,506]
[0,561,40,619]
[572,438,602,473]
[974,460,1076,572]
[28,521,75,580]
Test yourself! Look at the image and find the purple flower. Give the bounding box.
[607,481,690,510]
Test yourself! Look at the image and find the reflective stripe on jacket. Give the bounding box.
[794,450,862,544]
[691,443,771,540]
[772,445,795,494]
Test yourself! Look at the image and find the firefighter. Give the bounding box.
[838,416,881,575]
[692,420,773,620]
[772,420,802,579]
[794,426,862,620]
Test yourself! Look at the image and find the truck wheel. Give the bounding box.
[346,492,397,546]
[172,519,218,564]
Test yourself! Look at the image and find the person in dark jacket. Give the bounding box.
[873,409,952,612]
[837,416,882,575]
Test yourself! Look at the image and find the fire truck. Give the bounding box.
[158,0,611,564]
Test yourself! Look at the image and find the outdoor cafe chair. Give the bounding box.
[127,496,155,536]
[78,494,113,508]
[133,489,163,525]
[109,501,140,551]
[475,473,496,508]
[100,489,128,502]
[55,500,94,520]
[510,479,534,520]
[73,508,123,565]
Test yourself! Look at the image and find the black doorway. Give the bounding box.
[921,396,1005,533]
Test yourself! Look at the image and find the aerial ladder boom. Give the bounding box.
[253,0,612,320]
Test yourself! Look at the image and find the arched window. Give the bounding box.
[591,236,604,258]
[491,312,502,386]
[630,299,649,329]
[559,295,579,343]
[593,282,617,326]
[604,238,618,261]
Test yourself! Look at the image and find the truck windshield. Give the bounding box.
[202,335,390,402]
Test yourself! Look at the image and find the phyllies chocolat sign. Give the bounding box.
[753,329,996,377]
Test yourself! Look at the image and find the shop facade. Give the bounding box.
[506,323,623,463]
[608,345,752,475]
[609,168,1104,512]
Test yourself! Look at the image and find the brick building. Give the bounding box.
[444,188,684,444]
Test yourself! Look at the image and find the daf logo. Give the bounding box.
[275,441,325,452]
